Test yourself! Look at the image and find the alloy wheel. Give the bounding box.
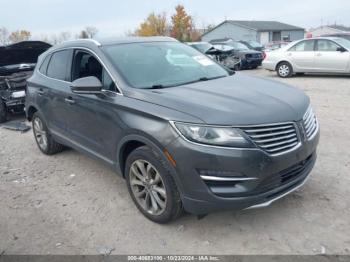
[129,159,167,215]
[33,117,48,151]
[278,64,290,77]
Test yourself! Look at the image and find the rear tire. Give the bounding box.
[277,62,293,78]
[0,100,7,123]
[32,112,64,155]
[125,146,183,223]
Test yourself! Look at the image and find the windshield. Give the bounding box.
[336,38,350,50]
[247,41,263,48]
[103,42,228,89]
[226,41,250,50]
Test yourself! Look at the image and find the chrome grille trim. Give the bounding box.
[241,122,300,155]
[200,175,258,182]
[303,106,318,140]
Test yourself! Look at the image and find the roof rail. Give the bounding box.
[81,39,101,46]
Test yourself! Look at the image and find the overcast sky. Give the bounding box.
[1,0,349,38]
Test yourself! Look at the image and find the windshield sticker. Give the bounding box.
[193,55,215,66]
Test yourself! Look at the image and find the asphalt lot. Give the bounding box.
[0,69,349,255]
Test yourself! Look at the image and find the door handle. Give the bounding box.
[37,89,45,96]
[64,97,75,104]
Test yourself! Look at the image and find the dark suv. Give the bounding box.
[26,37,319,223]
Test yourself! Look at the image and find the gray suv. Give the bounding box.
[26,37,319,223]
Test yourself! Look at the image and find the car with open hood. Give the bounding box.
[209,38,264,70]
[0,41,51,122]
[187,42,241,69]
[25,37,319,223]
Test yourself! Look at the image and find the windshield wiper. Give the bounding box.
[195,75,228,82]
[144,75,228,90]
[147,84,168,89]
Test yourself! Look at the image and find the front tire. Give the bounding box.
[277,62,293,78]
[0,100,7,123]
[125,146,183,223]
[32,112,64,155]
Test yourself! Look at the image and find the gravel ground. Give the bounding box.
[0,69,349,255]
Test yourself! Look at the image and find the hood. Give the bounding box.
[0,41,51,67]
[127,73,309,126]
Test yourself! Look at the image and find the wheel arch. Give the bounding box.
[26,105,38,121]
[275,60,294,71]
[117,134,170,178]
[116,133,184,193]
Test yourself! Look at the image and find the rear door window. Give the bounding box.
[47,50,72,81]
[289,40,315,51]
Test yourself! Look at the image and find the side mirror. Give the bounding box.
[337,46,347,52]
[70,76,103,94]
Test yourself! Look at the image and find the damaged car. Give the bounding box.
[0,41,51,123]
[209,38,264,70]
[187,42,241,70]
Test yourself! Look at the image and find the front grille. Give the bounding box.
[303,106,318,140]
[242,123,299,155]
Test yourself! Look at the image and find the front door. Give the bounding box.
[314,39,350,72]
[63,49,123,162]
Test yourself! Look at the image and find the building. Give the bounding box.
[201,20,305,44]
[308,25,350,37]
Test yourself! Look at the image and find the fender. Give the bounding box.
[116,133,185,195]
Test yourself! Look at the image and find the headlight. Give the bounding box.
[11,90,26,98]
[172,122,252,148]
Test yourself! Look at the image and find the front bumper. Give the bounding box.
[5,97,25,108]
[166,127,319,215]
[1,90,26,111]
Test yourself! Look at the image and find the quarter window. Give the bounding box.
[39,54,51,75]
[47,50,71,81]
[316,40,340,51]
[289,40,315,52]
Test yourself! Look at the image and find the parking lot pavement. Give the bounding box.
[0,69,349,255]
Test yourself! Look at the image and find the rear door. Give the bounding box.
[286,40,316,71]
[314,39,350,72]
[41,49,73,137]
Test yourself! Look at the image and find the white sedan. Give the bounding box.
[262,37,350,77]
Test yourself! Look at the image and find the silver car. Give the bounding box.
[262,37,350,77]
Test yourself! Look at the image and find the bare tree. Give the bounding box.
[0,27,9,45]
[77,30,89,39]
[85,26,98,38]
[57,31,71,43]
[124,29,136,37]
[38,34,50,43]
